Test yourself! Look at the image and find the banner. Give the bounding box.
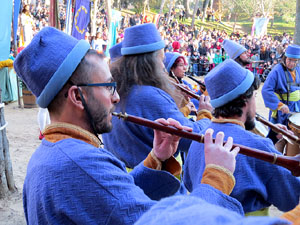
[65,0,72,35]
[143,11,157,24]
[13,0,21,43]
[71,0,90,40]
[0,0,13,61]
[106,9,122,56]
[251,17,269,38]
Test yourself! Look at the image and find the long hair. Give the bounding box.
[280,54,288,70]
[213,76,260,118]
[110,50,173,99]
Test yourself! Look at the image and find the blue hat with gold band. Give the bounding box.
[205,59,254,108]
[109,42,122,62]
[164,52,181,73]
[285,44,300,59]
[121,23,165,55]
[223,39,247,60]
[14,27,90,108]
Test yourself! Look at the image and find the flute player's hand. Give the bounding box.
[152,118,192,161]
[204,129,239,173]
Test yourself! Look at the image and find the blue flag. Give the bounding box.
[105,9,122,56]
[71,0,90,40]
[0,0,13,61]
[13,0,21,43]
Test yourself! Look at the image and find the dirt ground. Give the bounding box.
[0,83,284,224]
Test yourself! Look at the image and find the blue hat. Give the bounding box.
[205,59,254,108]
[14,27,90,108]
[109,42,122,62]
[121,23,165,55]
[285,44,300,59]
[223,39,247,60]
[164,52,182,73]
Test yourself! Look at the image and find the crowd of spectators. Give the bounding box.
[19,1,293,82]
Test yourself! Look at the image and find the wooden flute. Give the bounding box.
[112,112,300,176]
[169,72,201,100]
[256,114,300,145]
[171,81,201,100]
[187,75,206,90]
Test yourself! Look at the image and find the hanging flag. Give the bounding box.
[105,9,122,56]
[65,0,73,35]
[251,17,269,38]
[13,0,21,43]
[71,0,90,40]
[0,0,13,61]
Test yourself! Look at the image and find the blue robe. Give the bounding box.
[183,122,300,213]
[23,137,243,224]
[262,63,300,125]
[103,85,210,168]
[135,195,290,225]
[23,138,180,224]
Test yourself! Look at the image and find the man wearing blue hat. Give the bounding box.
[103,23,213,169]
[184,59,300,216]
[14,26,246,225]
[262,44,300,143]
[109,42,122,62]
[223,39,251,67]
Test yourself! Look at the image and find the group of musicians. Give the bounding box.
[14,23,300,224]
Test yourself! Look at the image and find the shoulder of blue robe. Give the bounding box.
[183,122,300,213]
[23,138,177,225]
[262,63,285,110]
[103,84,210,167]
[135,194,290,225]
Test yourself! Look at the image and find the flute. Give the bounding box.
[112,112,300,176]
[256,114,300,145]
[171,81,201,100]
[187,75,206,90]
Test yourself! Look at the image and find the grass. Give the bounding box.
[119,9,296,37]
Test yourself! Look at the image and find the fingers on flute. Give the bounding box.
[215,131,225,146]
[204,128,214,145]
[155,118,169,126]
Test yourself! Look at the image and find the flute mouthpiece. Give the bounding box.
[112,112,127,119]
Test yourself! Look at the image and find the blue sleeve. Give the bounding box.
[143,87,210,152]
[260,141,300,212]
[262,65,283,110]
[130,161,180,200]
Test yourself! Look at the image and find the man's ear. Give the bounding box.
[67,86,86,110]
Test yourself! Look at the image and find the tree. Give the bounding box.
[0,89,16,198]
[159,0,166,15]
[183,0,192,18]
[202,0,209,22]
[191,0,200,28]
[294,0,300,45]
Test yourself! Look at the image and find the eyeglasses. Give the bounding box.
[76,82,117,96]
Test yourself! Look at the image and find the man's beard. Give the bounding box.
[245,112,255,131]
[240,57,251,67]
[86,93,114,134]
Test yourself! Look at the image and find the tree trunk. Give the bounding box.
[183,0,192,18]
[0,89,16,198]
[159,0,166,15]
[191,0,200,28]
[167,0,174,23]
[90,0,99,37]
[202,0,209,22]
[294,0,300,45]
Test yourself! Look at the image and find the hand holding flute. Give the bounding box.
[113,112,300,176]
[152,117,239,175]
